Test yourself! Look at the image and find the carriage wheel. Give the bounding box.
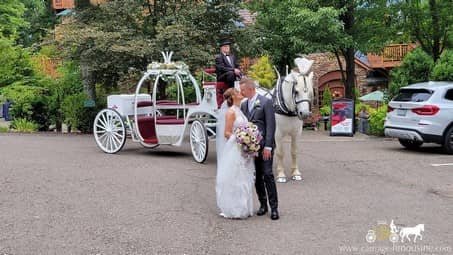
[190,120,209,163]
[93,108,126,154]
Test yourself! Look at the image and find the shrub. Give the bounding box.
[388,48,434,99]
[319,105,331,116]
[10,118,38,132]
[355,102,373,115]
[431,50,453,81]
[368,105,388,136]
[0,83,51,130]
[247,55,276,89]
[322,88,332,108]
[61,92,87,131]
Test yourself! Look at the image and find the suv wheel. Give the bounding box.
[443,126,453,154]
[398,139,423,150]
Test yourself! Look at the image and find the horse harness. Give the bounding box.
[271,75,311,117]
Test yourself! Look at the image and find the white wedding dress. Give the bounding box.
[216,105,255,219]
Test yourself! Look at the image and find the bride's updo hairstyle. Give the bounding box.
[223,88,235,107]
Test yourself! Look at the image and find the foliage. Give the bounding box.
[165,80,197,104]
[0,38,34,88]
[0,126,8,133]
[319,105,331,116]
[431,50,453,81]
[247,56,276,89]
[247,0,400,98]
[399,0,452,62]
[61,92,87,130]
[355,102,373,115]
[388,48,434,98]
[0,0,27,40]
[322,88,332,107]
[0,83,51,131]
[18,0,55,47]
[368,105,387,136]
[60,0,241,95]
[10,118,38,132]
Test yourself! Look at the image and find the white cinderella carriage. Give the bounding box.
[93,51,221,163]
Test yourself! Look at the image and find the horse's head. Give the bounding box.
[289,70,313,120]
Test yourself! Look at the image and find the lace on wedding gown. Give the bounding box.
[216,105,255,218]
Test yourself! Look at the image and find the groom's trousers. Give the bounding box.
[255,153,278,210]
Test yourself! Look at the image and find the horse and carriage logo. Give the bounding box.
[366,220,425,243]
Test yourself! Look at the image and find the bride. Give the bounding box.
[216,88,255,219]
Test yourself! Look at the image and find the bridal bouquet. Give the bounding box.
[234,122,263,157]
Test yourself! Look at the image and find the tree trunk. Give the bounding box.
[340,0,356,99]
[429,0,441,62]
[344,47,356,99]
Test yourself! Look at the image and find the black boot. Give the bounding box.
[271,209,279,220]
[256,204,268,216]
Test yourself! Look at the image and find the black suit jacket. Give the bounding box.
[241,94,276,150]
[215,53,239,80]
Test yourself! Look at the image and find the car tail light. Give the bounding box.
[387,106,394,112]
[411,105,439,115]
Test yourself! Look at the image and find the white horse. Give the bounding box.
[257,58,314,183]
[399,224,424,243]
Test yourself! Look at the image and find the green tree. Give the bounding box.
[322,88,332,107]
[431,50,453,81]
[61,0,241,100]
[0,38,34,88]
[247,56,276,89]
[0,0,27,40]
[247,0,400,99]
[19,0,56,47]
[388,48,434,98]
[399,0,453,62]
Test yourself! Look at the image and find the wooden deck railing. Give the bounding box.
[367,44,417,68]
[52,0,75,9]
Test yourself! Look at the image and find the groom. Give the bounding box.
[239,78,279,220]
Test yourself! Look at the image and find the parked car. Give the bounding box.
[384,81,453,154]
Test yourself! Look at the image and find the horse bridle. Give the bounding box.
[293,76,311,110]
[274,74,311,117]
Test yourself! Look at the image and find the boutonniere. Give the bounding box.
[254,99,261,109]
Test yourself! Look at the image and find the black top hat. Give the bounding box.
[218,38,233,47]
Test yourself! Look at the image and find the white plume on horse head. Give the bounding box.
[294,57,314,76]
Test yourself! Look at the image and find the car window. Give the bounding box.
[445,89,453,101]
[393,89,432,102]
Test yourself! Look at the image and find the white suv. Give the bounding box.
[384,81,453,154]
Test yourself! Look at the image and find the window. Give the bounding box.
[393,89,433,102]
[445,89,453,101]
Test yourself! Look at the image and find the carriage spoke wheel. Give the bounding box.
[190,120,209,163]
[93,109,126,154]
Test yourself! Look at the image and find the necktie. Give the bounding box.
[248,98,254,113]
[226,55,232,66]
